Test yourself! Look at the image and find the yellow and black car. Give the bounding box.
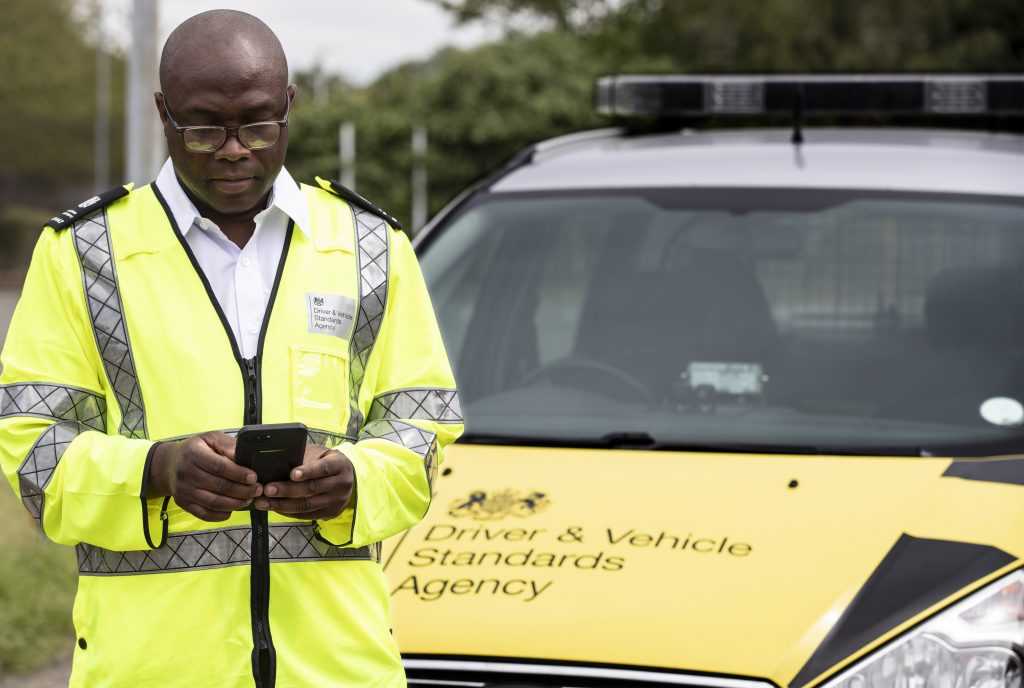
[387,75,1024,687]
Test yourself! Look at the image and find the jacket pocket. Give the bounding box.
[290,339,350,433]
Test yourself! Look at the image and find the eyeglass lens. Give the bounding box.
[183,123,283,153]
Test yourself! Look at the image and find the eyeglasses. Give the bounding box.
[159,91,291,153]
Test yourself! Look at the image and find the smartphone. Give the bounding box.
[235,422,308,484]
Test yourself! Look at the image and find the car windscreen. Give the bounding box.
[419,188,1024,456]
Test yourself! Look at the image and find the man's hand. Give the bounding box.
[149,431,261,522]
[255,445,355,521]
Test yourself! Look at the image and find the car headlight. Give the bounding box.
[821,570,1024,688]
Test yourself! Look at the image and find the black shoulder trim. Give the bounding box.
[943,457,1024,486]
[45,185,130,231]
[790,534,1014,687]
[318,177,404,231]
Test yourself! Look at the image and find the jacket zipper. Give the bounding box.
[154,191,294,688]
[244,354,275,688]
[244,222,295,688]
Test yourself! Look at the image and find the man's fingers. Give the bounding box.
[263,473,334,498]
[200,431,237,461]
[191,444,257,486]
[292,452,347,481]
[192,470,260,500]
[178,487,249,521]
[254,450,352,517]
[191,487,251,513]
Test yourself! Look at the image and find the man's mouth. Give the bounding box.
[210,177,257,193]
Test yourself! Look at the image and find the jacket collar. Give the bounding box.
[153,158,311,239]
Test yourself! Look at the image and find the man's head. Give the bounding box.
[156,10,294,217]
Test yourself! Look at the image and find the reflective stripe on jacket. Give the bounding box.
[0,179,463,688]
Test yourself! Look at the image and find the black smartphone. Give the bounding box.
[235,422,308,484]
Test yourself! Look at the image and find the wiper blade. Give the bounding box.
[650,439,926,456]
[458,433,601,448]
[599,432,808,454]
[604,432,938,456]
[459,431,929,456]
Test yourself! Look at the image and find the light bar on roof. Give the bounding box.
[595,74,1024,118]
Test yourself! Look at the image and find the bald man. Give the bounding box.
[0,10,461,687]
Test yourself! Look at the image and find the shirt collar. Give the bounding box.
[154,158,310,238]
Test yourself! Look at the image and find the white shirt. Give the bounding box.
[154,159,311,359]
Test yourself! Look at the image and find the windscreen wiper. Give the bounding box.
[459,431,927,456]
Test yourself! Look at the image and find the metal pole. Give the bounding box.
[94,6,111,190]
[411,125,428,234]
[339,122,356,190]
[126,0,161,183]
[314,61,328,105]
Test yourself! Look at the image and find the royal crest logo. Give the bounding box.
[448,489,550,521]
[313,296,324,307]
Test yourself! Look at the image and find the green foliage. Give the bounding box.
[0,486,77,674]
[430,0,618,32]
[288,0,1022,230]
[0,0,125,187]
[288,32,611,224]
[595,0,1024,72]
[434,0,1023,72]
[415,33,608,214]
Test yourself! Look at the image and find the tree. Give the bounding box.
[0,0,125,199]
[287,31,611,225]
[285,0,1023,233]
[431,0,618,33]
[432,0,1024,71]
[0,0,126,270]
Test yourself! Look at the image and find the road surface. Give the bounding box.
[0,655,72,688]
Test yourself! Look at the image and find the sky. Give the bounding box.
[97,0,503,85]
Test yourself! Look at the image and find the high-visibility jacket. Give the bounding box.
[0,178,463,688]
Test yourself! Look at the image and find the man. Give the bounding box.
[0,10,461,687]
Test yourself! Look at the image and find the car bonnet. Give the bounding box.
[383,444,1024,686]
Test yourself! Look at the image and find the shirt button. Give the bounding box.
[241,257,251,267]
[198,218,211,230]
[248,325,259,335]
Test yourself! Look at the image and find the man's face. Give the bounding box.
[156,68,294,216]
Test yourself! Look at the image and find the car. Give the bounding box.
[385,75,1024,687]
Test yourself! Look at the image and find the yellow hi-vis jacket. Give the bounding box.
[0,178,463,688]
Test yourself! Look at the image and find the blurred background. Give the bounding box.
[0,0,1021,681]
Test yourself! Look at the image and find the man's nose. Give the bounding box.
[214,131,251,160]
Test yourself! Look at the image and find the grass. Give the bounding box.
[0,484,77,675]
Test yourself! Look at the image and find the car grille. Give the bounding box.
[404,658,776,688]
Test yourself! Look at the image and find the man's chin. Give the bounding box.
[201,183,269,216]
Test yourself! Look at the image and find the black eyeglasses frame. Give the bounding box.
[158,91,291,153]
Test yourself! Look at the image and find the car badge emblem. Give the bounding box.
[448,489,550,521]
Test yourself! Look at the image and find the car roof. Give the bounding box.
[491,127,1024,197]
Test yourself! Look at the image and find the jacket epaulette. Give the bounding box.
[45,184,131,231]
[315,176,404,231]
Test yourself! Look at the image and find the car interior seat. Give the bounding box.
[572,234,780,402]
[889,266,1024,425]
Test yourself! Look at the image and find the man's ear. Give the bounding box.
[287,83,297,105]
[154,92,168,125]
